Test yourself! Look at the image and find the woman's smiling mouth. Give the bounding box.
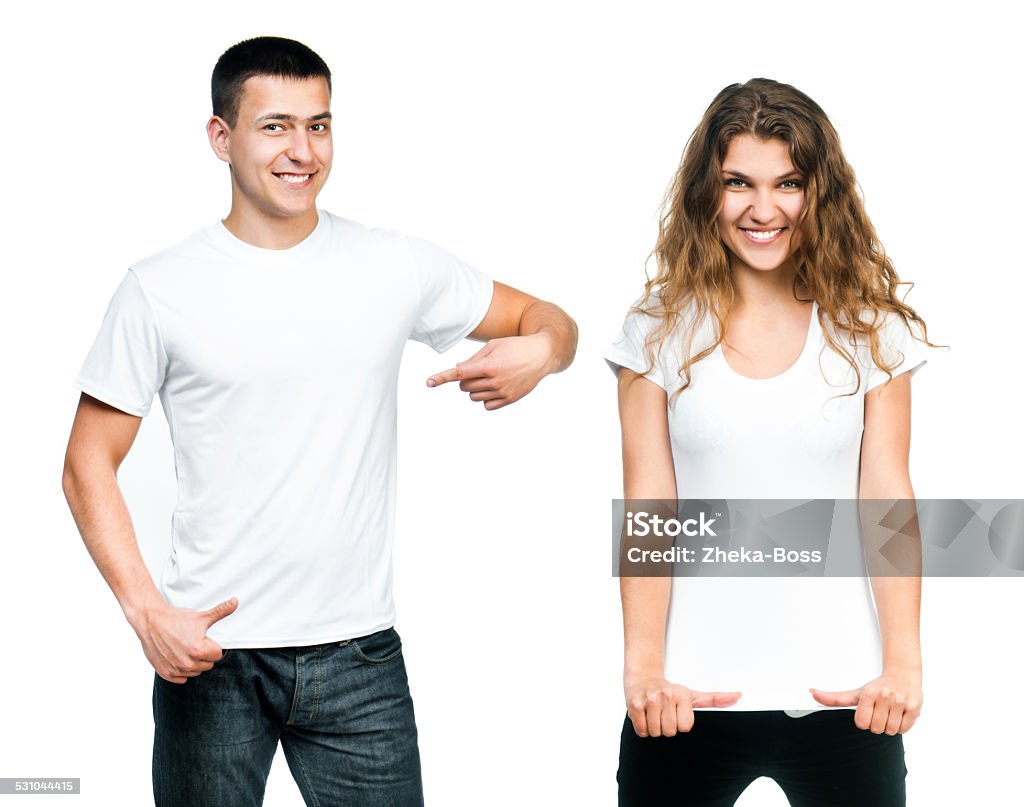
[740,227,784,244]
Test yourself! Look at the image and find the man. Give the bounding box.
[62,36,576,807]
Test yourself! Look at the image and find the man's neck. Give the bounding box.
[222,208,320,250]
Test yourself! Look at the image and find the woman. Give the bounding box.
[605,79,936,806]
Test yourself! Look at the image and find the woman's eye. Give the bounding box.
[724,178,747,188]
[780,179,803,189]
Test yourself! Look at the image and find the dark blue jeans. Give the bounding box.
[152,628,423,807]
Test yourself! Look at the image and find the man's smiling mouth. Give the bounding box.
[274,172,314,184]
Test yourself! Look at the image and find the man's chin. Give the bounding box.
[263,201,320,220]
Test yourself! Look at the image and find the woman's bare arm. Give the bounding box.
[810,372,923,734]
[617,368,740,736]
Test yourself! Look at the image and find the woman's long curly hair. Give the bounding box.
[637,78,938,400]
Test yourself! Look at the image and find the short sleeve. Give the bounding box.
[72,270,168,417]
[404,236,494,353]
[604,301,667,390]
[863,311,928,392]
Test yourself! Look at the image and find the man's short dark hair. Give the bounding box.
[212,36,332,128]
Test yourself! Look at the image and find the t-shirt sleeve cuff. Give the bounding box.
[71,379,151,417]
[603,348,668,391]
[864,356,927,392]
[428,276,494,354]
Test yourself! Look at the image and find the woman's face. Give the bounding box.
[716,134,805,276]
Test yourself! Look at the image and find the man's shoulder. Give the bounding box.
[320,210,411,250]
[128,223,222,280]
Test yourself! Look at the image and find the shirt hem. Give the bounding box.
[214,621,396,650]
[693,703,854,712]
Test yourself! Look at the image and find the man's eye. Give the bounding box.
[310,123,328,132]
[263,124,285,132]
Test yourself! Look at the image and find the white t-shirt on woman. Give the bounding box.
[605,296,928,711]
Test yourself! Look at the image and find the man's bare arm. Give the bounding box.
[426,281,577,410]
[62,393,237,683]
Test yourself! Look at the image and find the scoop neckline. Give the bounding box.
[717,299,818,383]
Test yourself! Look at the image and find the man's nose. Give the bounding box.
[285,130,313,163]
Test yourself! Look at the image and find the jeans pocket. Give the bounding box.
[349,628,403,665]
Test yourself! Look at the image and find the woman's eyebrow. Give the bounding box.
[722,168,803,180]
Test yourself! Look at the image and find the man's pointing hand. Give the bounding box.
[426,333,556,411]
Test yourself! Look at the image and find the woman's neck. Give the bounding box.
[728,258,808,313]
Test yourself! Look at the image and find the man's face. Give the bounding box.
[221,75,333,222]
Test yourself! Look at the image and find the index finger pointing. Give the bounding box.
[428,360,493,388]
[690,690,742,708]
[809,688,861,708]
[426,366,462,387]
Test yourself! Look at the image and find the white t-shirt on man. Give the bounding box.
[605,296,929,711]
[74,210,493,648]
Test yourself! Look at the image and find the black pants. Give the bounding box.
[617,710,906,806]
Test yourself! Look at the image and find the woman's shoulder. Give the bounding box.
[606,289,711,387]
[622,288,708,333]
[619,290,718,367]
[818,302,931,386]
[821,303,923,349]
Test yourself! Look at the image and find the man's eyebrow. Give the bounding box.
[254,111,333,123]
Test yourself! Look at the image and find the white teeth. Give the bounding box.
[277,173,311,184]
[744,228,782,241]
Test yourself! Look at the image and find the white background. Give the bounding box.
[2,1,1021,804]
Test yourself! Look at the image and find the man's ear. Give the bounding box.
[207,115,231,164]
